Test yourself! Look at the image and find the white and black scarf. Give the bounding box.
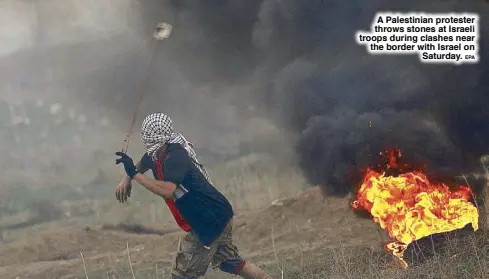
[140,113,212,183]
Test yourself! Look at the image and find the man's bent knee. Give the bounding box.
[219,256,246,275]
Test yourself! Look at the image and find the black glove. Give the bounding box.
[115,152,138,178]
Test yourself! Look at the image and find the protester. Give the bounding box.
[115,112,274,279]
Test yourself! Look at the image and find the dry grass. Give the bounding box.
[0,153,487,279]
[209,153,307,210]
[14,229,485,279]
[1,189,487,279]
[281,230,489,279]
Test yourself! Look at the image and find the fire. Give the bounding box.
[351,149,479,268]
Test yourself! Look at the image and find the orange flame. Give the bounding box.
[351,149,479,268]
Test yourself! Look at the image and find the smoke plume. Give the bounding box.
[158,0,489,196]
[2,0,488,195]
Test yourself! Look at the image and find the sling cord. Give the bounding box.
[121,39,162,153]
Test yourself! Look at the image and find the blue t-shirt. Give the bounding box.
[140,143,234,246]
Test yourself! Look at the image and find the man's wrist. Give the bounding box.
[123,174,132,181]
[124,169,138,180]
[128,165,138,178]
[132,173,142,181]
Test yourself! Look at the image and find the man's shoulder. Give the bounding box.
[164,143,189,161]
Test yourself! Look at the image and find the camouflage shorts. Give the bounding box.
[171,218,245,278]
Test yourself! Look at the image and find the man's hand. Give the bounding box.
[115,152,138,178]
[114,154,150,203]
[115,175,132,203]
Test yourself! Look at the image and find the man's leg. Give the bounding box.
[171,231,217,279]
[237,262,274,279]
[211,219,274,279]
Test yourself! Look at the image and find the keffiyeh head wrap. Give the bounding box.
[140,113,212,182]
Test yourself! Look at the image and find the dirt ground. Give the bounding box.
[0,187,388,279]
[0,187,485,279]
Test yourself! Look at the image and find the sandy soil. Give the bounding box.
[0,188,418,279]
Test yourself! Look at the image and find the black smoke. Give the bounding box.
[4,0,488,196]
[149,0,489,196]
[94,0,489,196]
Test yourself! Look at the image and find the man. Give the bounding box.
[115,112,274,279]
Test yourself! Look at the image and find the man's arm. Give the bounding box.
[121,160,150,180]
[116,154,152,203]
[122,154,152,181]
[133,173,176,199]
[133,148,190,199]
[136,160,150,174]
[135,153,153,176]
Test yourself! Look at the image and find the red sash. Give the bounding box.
[155,158,191,232]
